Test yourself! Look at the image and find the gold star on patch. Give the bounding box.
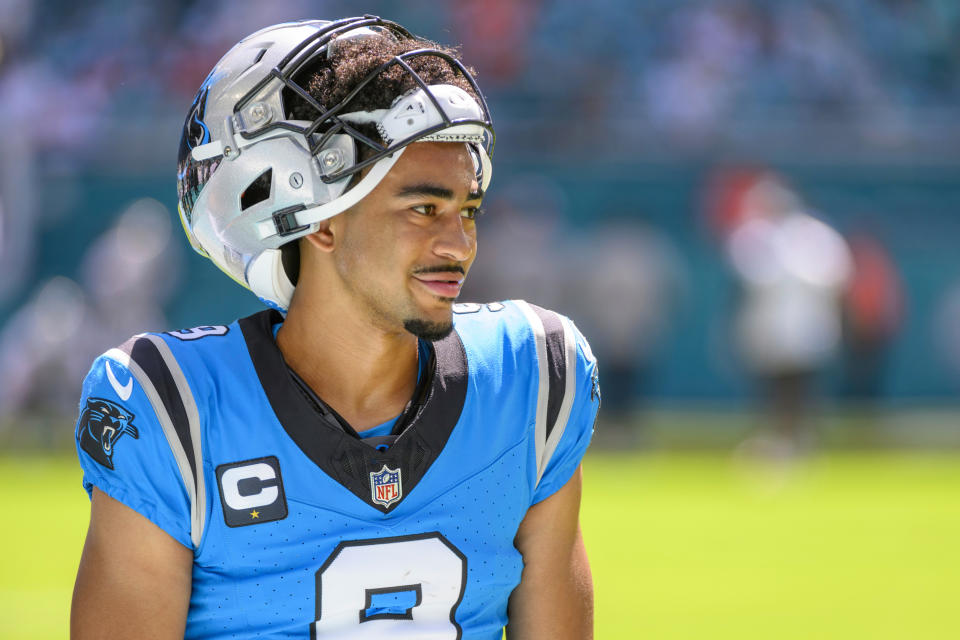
[250,510,260,519]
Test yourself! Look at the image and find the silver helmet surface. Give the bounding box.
[176,17,494,309]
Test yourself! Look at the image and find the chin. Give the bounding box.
[403,317,454,341]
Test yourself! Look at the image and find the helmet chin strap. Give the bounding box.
[254,146,407,241]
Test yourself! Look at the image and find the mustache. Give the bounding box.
[412,264,466,276]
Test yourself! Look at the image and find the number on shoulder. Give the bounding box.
[453,302,505,314]
[166,325,229,341]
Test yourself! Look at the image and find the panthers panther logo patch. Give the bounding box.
[77,398,139,470]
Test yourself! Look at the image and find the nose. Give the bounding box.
[433,212,475,263]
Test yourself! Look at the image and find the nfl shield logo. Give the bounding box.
[370,465,402,508]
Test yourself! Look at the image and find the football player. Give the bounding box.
[71,17,599,639]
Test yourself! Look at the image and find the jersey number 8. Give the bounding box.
[311,533,467,639]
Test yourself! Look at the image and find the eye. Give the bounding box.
[411,204,436,216]
[461,207,483,220]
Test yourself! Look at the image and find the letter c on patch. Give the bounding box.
[220,463,278,510]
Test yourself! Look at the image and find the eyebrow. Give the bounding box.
[395,183,484,201]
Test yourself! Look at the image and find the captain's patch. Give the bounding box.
[216,456,288,527]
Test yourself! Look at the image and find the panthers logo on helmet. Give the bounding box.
[177,72,214,166]
[77,398,139,470]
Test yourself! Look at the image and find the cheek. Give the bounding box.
[337,220,408,278]
[464,228,479,268]
[394,222,439,263]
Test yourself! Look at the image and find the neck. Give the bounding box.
[276,291,419,432]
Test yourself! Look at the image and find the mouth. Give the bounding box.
[412,273,465,299]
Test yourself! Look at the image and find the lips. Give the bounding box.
[413,273,464,298]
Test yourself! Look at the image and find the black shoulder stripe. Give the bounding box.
[119,336,198,489]
[528,304,567,440]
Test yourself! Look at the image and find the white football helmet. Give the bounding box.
[176,17,495,309]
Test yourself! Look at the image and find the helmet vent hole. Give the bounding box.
[240,168,272,210]
[253,48,267,64]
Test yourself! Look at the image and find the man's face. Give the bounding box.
[329,142,483,340]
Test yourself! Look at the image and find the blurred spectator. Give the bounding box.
[841,228,904,401]
[640,2,762,140]
[934,278,960,387]
[0,198,180,427]
[0,276,91,420]
[462,177,570,311]
[721,172,852,457]
[0,76,39,304]
[571,219,686,420]
[78,197,181,343]
[450,0,538,88]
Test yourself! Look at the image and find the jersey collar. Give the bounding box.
[238,309,468,513]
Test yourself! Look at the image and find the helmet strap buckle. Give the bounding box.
[271,204,309,237]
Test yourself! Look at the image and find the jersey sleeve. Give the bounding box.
[75,340,198,550]
[532,318,599,503]
[511,302,600,505]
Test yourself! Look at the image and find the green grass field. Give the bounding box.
[2,450,958,639]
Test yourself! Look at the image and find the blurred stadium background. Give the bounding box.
[1,0,958,638]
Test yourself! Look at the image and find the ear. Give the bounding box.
[304,219,336,253]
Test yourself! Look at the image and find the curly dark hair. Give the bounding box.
[277,29,481,284]
[285,31,479,160]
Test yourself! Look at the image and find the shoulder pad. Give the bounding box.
[103,333,207,547]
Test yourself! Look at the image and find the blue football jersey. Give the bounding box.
[75,300,600,639]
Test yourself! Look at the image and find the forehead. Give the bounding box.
[384,142,478,190]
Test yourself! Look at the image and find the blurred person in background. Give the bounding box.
[719,170,852,458]
[78,197,180,346]
[935,277,960,389]
[0,78,39,306]
[0,277,90,427]
[840,227,904,404]
[572,218,686,436]
[0,199,179,434]
[460,177,570,310]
